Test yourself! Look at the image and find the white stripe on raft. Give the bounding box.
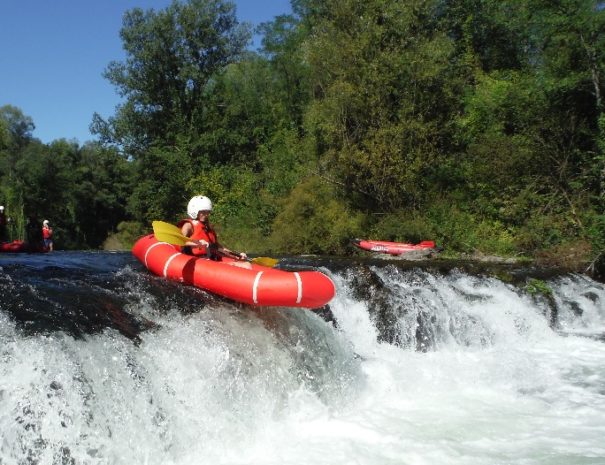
[144,241,170,267]
[163,253,181,278]
[294,272,302,304]
[252,271,264,304]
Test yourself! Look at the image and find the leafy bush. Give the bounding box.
[269,176,364,254]
[515,214,570,252]
[584,212,605,257]
[369,212,437,244]
[103,221,148,251]
[413,202,517,255]
[524,278,552,297]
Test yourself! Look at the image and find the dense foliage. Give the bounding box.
[0,106,132,249]
[2,0,604,270]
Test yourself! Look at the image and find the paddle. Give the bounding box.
[152,221,279,268]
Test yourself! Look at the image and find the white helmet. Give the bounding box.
[43,220,49,225]
[0,206,4,211]
[187,195,212,219]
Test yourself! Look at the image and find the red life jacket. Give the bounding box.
[42,226,53,239]
[177,219,218,257]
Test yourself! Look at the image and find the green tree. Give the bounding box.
[93,0,252,223]
[0,105,35,150]
[298,0,458,210]
[269,176,364,254]
[258,13,311,130]
[530,0,605,196]
[0,106,36,239]
[71,143,133,247]
[92,0,251,154]
[447,0,604,258]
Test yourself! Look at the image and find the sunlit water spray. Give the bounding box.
[1,253,604,464]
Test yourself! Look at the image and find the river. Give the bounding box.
[1,251,604,464]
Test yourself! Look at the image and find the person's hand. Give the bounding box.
[238,252,248,260]
[196,240,209,248]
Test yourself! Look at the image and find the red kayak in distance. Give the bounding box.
[352,238,438,256]
[132,234,335,309]
[0,240,49,253]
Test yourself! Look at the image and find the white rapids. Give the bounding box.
[1,264,604,465]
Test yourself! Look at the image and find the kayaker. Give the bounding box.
[179,195,251,269]
[42,220,54,251]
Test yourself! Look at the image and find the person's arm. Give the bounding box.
[217,244,248,260]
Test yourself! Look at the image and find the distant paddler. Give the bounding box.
[42,219,54,252]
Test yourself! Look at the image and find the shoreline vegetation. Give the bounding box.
[2,0,604,282]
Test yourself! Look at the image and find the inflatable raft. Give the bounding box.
[132,234,335,309]
[352,238,437,255]
[0,240,48,253]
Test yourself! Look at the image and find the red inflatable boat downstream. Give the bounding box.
[352,238,437,255]
[132,234,335,309]
[0,240,49,253]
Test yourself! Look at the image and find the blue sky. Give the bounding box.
[0,0,292,145]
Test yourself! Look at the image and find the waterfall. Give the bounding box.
[0,253,604,464]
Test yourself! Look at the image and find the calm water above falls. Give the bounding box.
[1,251,604,465]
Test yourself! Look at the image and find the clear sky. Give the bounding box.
[0,0,292,145]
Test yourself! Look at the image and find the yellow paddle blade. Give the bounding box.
[250,256,279,267]
[152,220,189,246]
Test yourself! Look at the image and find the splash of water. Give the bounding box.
[0,253,604,464]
